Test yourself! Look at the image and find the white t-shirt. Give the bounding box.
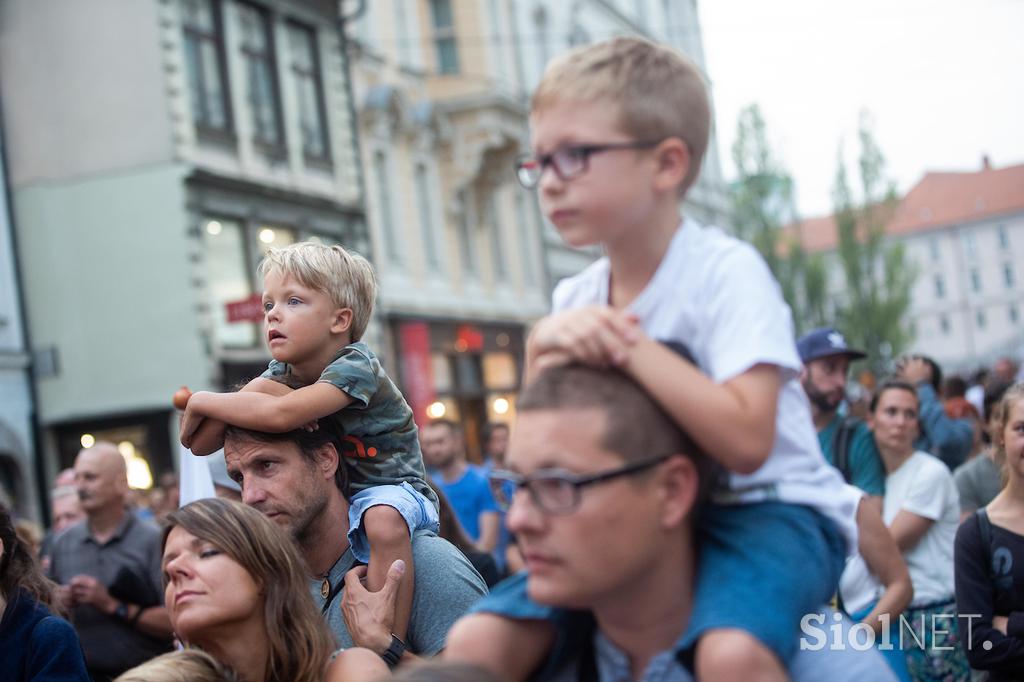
[883,451,959,606]
[838,487,882,615]
[552,218,857,550]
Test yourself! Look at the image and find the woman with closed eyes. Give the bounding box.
[138,498,386,682]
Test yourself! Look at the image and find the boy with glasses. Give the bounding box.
[450,37,857,681]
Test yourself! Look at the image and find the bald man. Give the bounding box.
[48,443,173,680]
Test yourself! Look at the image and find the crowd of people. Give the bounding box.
[2,34,1023,682]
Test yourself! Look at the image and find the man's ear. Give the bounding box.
[652,137,690,194]
[331,308,354,335]
[314,443,340,481]
[658,455,699,529]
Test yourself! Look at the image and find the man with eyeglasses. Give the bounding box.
[444,361,895,681]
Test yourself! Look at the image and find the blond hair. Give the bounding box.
[532,36,710,194]
[115,650,239,682]
[258,242,378,342]
[163,499,334,682]
[992,382,1024,484]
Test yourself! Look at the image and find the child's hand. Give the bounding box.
[301,418,319,432]
[179,392,208,449]
[531,306,642,368]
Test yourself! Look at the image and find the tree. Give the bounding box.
[730,104,828,335]
[830,112,916,373]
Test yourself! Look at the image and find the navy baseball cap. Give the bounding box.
[796,327,867,364]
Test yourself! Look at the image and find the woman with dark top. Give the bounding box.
[0,502,89,681]
[955,382,1024,681]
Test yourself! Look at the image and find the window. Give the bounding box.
[237,3,283,149]
[430,0,459,74]
[514,192,536,285]
[976,310,987,329]
[963,231,977,259]
[457,190,477,277]
[254,224,296,258]
[928,237,939,262]
[287,23,329,161]
[373,151,400,264]
[182,0,231,133]
[940,315,950,335]
[204,218,256,347]
[970,268,982,293]
[934,274,945,299]
[486,196,506,281]
[1004,263,1016,289]
[998,224,1010,250]
[1010,305,1019,324]
[415,164,440,272]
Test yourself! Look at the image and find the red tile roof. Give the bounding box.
[784,161,1024,253]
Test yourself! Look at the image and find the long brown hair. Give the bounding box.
[0,502,62,614]
[164,499,334,682]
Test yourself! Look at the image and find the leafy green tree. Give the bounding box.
[830,112,916,372]
[730,104,827,334]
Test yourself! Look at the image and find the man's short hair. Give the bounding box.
[517,362,715,503]
[257,241,378,342]
[532,36,710,194]
[425,418,460,435]
[223,423,350,495]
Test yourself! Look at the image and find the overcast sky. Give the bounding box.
[699,0,1024,217]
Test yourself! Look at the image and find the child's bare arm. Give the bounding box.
[444,613,554,682]
[182,382,354,447]
[623,335,780,474]
[185,377,293,455]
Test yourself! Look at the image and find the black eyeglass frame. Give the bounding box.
[514,139,665,189]
[488,452,675,515]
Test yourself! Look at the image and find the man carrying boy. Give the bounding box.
[178,242,438,643]
[481,36,857,681]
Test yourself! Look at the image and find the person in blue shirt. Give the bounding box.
[895,355,974,469]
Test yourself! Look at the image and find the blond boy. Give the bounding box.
[179,242,438,643]
[452,37,856,681]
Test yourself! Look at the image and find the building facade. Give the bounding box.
[0,99,37,518]
[0,0,366,497]
[348,0,550,456]
[793,160,1024,371]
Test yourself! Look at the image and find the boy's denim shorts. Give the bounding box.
[678,501,846,666]
[470,501,845,671]
[347,482,440,563]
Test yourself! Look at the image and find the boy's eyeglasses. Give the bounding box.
[487,453,673,515]
[514,140,664,189]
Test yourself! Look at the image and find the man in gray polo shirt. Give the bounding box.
[48,443,173,681]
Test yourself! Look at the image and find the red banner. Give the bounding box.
[225,293,264,323]
[399,321,436,427]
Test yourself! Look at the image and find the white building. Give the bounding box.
[793,160,1024,372]
[0,0,366,493]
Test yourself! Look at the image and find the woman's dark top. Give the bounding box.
[955,511,1024,681]
[0,588,89,681]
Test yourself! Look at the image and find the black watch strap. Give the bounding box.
[380,634,406,669]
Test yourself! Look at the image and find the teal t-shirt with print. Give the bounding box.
[262,342,437,507]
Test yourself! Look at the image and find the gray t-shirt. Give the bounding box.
[954,453,1003,513]
[546,610,898,682]
[48,511,172,675]
[310,529,487,655]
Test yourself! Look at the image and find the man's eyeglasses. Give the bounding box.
[514,140,664,189]
[488,453,674,515]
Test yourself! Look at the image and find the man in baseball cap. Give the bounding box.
[797,328,885,502]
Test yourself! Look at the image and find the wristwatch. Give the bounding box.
[114,602,130,621]
[380,634,406,669]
